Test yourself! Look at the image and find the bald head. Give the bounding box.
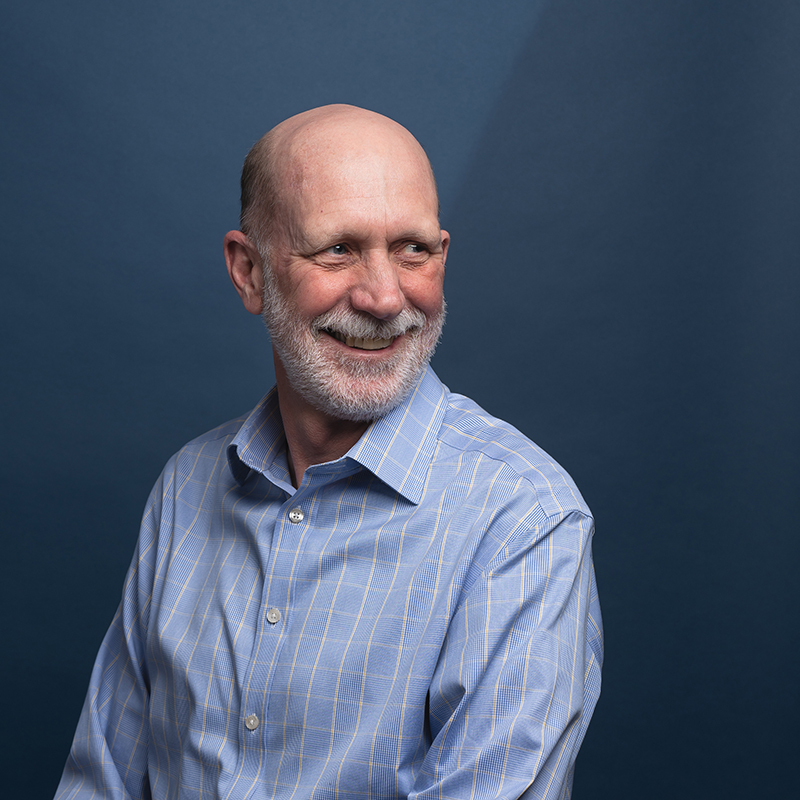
[239,105,438,248]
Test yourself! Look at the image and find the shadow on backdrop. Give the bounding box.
[436,1,799,797]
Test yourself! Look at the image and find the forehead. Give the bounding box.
[272,122,439,238]
[305,154,434,211]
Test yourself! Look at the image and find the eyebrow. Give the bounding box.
[311,228,442,247]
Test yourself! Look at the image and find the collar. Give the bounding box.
[227,366,448,504]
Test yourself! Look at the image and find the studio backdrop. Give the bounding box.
[2,1,798,797]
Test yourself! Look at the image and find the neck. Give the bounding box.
[273,354,370,488]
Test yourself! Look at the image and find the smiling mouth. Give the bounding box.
[325,330,396,350]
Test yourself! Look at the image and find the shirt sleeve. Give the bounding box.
[413,508,603,800]
[54,481,162,800]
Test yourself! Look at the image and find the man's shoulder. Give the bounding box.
[157,412,250,486]
[437,390,590,519]
[176,414,248,457]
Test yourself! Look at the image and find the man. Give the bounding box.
[56,105,602,800]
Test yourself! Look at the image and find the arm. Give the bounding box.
[415,510,602,800]
[55,484,162,800]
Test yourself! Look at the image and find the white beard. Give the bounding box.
[261,266,445,422]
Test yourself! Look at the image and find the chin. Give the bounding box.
[288,347,429,422]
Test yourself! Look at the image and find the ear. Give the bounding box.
[224,230,264,315]
[440,229,450,266]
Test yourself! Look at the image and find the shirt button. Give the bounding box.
[288,507,304,524]
[266,607,281,624]
[244,713,260,731]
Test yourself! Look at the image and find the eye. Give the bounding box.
[403,242,427,254]
[325,243,349,256]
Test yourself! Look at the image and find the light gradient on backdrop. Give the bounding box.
[2,1,798,798]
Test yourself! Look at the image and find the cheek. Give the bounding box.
[402,269,445,317]
[285,275,350,320]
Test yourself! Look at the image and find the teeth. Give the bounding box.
[346,335,393,350]
[329,331,394,350]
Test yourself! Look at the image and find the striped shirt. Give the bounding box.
[56,366,602,800]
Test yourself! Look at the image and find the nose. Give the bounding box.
[349,252,406,320]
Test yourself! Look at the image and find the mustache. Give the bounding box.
[312,305,427,340]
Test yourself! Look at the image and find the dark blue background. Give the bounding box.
[3,1,798,796]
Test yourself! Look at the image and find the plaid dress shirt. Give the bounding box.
[56,366,602,800]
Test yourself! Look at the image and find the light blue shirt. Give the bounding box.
[56,367,602,800]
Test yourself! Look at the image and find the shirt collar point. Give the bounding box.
[348,366,447,501]
[226,443,253,486]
